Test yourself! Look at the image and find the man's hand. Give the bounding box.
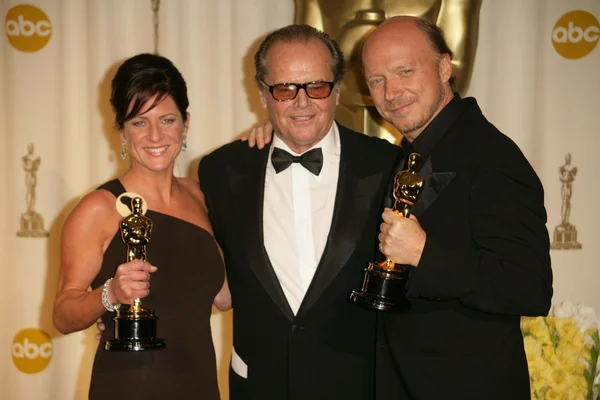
[241,119,273,149]
[379,208,426,267]
[94,317,105,341]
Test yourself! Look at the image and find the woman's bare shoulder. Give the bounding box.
[62,189,121,239]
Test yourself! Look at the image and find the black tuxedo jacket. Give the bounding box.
[199,124,400,400]
[377,98,553,400]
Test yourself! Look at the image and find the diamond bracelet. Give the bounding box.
[101,278,121,312]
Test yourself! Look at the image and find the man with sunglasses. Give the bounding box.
[198,25,400,400]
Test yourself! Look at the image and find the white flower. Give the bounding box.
[553,301,575,319]
[574,307,597,332]
[552,302,598,333]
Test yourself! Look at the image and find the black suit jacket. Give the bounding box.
[199,123,400,400]
[377,98,553,400]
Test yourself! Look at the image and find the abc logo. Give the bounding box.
[552,10,599,59]
[5,4,52,53]
[12,328,53,374]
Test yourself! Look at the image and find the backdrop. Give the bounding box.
[1,0,598,399]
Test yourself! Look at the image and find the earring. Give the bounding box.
[182,137,188,152]
[121,143,127,160]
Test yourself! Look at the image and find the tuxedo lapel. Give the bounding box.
[411,156,456,217]
[228,147,294,320]
[298,132,384,315]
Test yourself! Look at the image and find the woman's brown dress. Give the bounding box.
[89,179,224,400]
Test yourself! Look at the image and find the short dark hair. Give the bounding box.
[254,24,345,86]
[413,18,455,87]
[414,18,454,59]
[110,53,189,130]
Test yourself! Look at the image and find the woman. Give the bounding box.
[53,53,230,399]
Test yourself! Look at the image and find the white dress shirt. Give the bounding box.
[263,123,341,315]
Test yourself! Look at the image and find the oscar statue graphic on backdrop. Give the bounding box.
[295,0,482,143]
[17,143,48,237]
[105,196,166,351]
[350,153,424,312]
[551,153,582,250]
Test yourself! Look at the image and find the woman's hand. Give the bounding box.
[213,277,232,311]
[110,260,158,305]
[94,318,105,341]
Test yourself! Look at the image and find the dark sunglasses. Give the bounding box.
[261,80,336,101]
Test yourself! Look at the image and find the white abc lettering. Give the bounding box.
[39,342,53,358]
[5,15,51,37]
[11,338,53,359]
[12,342,24,358]
[24,338,39,359]
[552,22,600,43]
[585,26,600,42]
[5,20,19,36]
[568,21,584,43]
[36,20,51,37]
[17,15,35,37]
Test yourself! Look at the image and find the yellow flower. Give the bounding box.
[522,306,600,400]
[523,317,554,346]
[548,372,586,398]
[555,318,579,341]
[544,387,564,399]
[556,342,583,365]
[542,344,558,363]
[530,377,546,397]
[574,375,589,393]
[552,368,567,385]
[524,335,542,358]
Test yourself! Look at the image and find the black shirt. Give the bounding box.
[383,93,466,208]
[400,93,465,168]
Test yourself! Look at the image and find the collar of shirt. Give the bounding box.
[406,93,465,161]
[268,121,341,180]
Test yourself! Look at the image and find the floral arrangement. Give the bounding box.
[521,302,600,400]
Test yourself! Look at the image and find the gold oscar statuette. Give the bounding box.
[105,197,166,351]
[350,153,424,312]
[16,143,48,237]
[551,153,582,250]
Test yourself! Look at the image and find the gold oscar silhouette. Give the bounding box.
[295,0,482,143]
[551,153,582,250]
[17,144,48,237]
[105,196,166,351]
[350,153,424,312]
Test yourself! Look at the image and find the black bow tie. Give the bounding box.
[271,147,323,176]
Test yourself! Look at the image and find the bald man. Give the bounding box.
[362,16,552,400]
